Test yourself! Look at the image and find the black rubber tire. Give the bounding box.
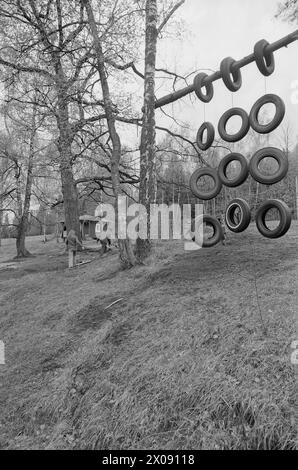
[196,122,215,151]
[218,153,249,187]
[189,167,222,200]
[225,198,251,233]
[249,147,288,184]
[193,73,214,103]
[191,215,223,248]
[255,199,292,239]
[254,39,275,77]
[249,94,285,134]
[218,107,250,143]
[220,57,242,92]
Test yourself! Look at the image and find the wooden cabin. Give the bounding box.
[59,215,100,240]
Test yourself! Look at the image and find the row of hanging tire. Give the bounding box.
[189,144,291,246]
[189,90,291,245]
[196,94,285,150]
[194,198,292,248]
[189,38,292,247]
[193,39,276,103]
[190,147,288,200]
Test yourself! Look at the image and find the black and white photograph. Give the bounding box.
[0,0,297,456]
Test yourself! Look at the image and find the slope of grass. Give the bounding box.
[0,227,297,450]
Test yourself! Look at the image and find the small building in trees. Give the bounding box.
[59,214,99,240]
[79,215,99,239]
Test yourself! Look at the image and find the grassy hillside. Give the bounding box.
[0,227,297,450]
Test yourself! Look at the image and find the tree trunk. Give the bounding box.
[15,102,37,258]
[55,208,59,243]
[0,162,3,247]
[135,0,158,261]
[255,182,259,215]
[60,160,81,240]
[0,206,2,248]
[56,63,81,245]
[83,0,136,268]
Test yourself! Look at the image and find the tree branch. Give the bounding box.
[0,56,53,79]
[105,59,144,79]
[157,0,185,34]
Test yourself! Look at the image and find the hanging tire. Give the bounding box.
[193,73,214,103]
[189,167,222,200]
[249,147,288,184]
[220,57,242,92]
[255,199,292,239]
[249,94,285,134]
[225,198,251,233]
[218,153,249,187]
[218,107,250,143]
[196,122,215,151]
[192,215,223,248]
[254,39,275,76]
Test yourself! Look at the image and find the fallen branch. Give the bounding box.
[104,298,123,311]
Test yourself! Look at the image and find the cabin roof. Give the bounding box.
[59,214,99,224]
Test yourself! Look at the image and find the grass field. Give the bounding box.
[0,224,297,450]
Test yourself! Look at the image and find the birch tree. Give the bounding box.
[136,0,185,260]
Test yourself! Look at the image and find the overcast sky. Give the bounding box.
[144,0,298,150]
[2,1,298,151]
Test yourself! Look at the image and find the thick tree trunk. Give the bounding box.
[16,222,31,257]
[135,0,158,261]
[83,0,136,268]
[56,71,81,244]
[60,160,81,238]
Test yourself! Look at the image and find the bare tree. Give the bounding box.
[15,101,38,257]
[0,1,94,240]
[82,0,138,267]
[0,89,45,257]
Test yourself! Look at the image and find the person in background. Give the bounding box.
[62,225,67,242]
[217,214,227,245]
[95,220,112,252]
[66,229,83,266]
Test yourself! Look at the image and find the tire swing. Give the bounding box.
[218,153,249,187]
[249,94,285,134]
[193,73,214,103]
[225,198,251,233]
[189,167,222,200]
[249,147,288,184]
[196,122,215,151]
[191,215,223,248]
[220,57,242,92]
[254,39,275,76]
[218,107,250,143]
[255,199,292,239]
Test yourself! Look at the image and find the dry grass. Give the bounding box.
[0,226,297,450]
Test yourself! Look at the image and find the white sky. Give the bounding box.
[1,1,298,152]
[137,0,298,150]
